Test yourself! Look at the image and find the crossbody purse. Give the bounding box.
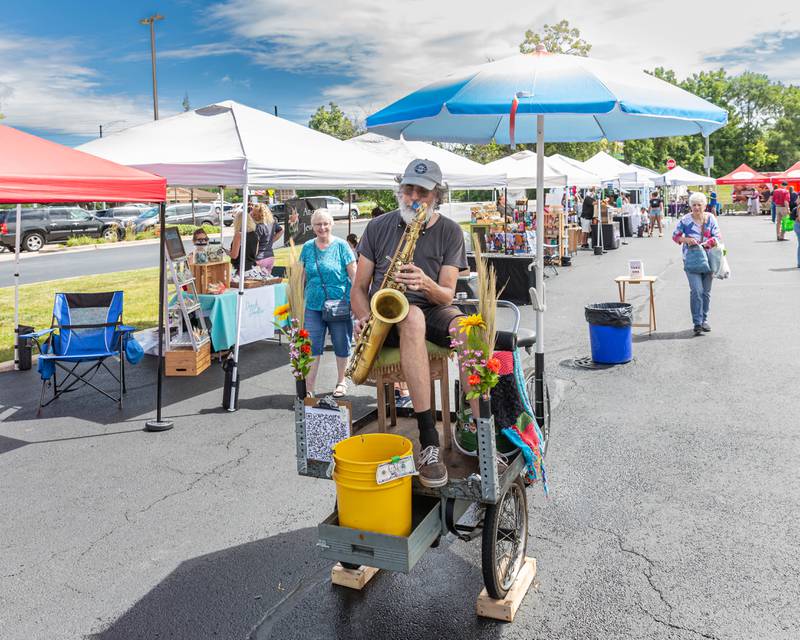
[684,217,711,274]
[314,243,351,322]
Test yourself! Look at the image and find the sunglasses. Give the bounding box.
[194,239,209,245]
[401,184,431,197]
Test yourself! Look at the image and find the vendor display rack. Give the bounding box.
[162,230,211,375]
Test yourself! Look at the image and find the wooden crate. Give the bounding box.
[165,342,211,377]
[190,261,230,294]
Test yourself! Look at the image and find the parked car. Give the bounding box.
[269,203,287,224]
[96,205,157,223]
[316,196,360,220]
[0,206,126,252]
[134,203,219,232]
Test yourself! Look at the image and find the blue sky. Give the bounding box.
[1,0,797,147]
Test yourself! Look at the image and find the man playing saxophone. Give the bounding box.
[351,159,467,487]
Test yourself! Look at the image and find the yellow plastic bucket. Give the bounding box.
[333,433,413,537]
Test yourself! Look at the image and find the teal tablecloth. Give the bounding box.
[198,283,288,351]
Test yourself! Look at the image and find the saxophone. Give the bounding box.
[346,203,429,385]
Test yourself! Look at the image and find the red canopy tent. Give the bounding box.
[715,163,770,185]
[0,124,166,203]
[1,124,168,426]
[769,160,800,186]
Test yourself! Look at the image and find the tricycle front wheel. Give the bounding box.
[481,477,528,599]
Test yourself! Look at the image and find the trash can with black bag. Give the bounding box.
[584,303,632,364]
[16,324,34,371]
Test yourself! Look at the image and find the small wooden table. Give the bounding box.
[615,275,657,334]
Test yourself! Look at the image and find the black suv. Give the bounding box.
[0,206,124,252]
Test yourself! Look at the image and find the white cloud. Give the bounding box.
[208,0,798,119]
[0,32,152,137]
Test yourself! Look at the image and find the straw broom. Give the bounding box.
[286,238,305,328]
[472,235,499,352]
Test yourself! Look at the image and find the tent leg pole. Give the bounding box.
[13,204,21,371]
[225,183,248,412]
[145,201,173,432]
[347,189,353,236]
[534,115,545,428]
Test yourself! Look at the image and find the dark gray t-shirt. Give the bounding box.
[357,209,468,305]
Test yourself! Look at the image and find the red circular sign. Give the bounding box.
[666,158,676,170]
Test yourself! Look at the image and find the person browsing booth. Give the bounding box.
[352,159,469,488]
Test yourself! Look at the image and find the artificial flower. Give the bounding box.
[300,343,312,354]
[486,357,501,373]
[298,328,309,339]
[467,374,481,386]
[458,314,486,336]
[273,303,291,319]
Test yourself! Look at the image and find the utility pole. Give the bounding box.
[99,125,103,138]
[139,13,164,120]
[274,105,278,117]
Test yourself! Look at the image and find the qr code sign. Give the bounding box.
[304,406,350,462]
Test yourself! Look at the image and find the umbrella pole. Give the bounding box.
[226,182,249,411]
[13,204,21,370]
[534,115,545,428]
[145,201,173,431]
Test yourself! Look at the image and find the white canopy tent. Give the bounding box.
[484,150,568,189]
[344,133,505,188]
[582,151,632,183]
[654,165,716,186]
[546,154,602,187]
[79,100,401,412]
[79,100,399,189]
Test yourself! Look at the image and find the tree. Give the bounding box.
[308,102,360,140]
[767,85,800,169]
[520,20,591,56]
[182,92,191,112]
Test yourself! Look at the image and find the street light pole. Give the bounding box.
[139,13,164,121]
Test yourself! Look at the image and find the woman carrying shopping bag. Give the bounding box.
[299,208,356,397]
[672,192,721,336]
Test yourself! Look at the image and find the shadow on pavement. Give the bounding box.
[633,330,697,342]
[89,527,504,640]
[768,267,800,272]
[0,341,289,426]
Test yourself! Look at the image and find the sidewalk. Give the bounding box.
[0,237,161,262]
[1,217,798,640]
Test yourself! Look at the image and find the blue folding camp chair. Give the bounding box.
[22,291,135,415]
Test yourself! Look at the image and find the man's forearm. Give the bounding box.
[351,286,370,320]
[421,278,454,306]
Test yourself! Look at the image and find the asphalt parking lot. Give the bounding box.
[1,216,798,639]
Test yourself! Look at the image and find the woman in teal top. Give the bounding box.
[299,209,356,397]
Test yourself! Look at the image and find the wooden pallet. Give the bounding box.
[476,557,537,622]
[330,563,379,590]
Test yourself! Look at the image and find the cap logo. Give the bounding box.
[414,162,428,174]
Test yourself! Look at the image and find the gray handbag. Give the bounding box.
[314,244,351,322]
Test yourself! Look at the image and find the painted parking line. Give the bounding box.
[0,405,21,422]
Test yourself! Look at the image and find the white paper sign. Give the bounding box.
[375,455,417,485]
[628,260,644,279]
[238,286,275,344]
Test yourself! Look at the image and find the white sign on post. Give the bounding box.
[628,260,644,279]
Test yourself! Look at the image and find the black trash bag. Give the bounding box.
[584,302,633,327]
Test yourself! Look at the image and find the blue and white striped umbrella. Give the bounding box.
[367,49,727,144]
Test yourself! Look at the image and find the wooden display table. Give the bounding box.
[615,275,657,334]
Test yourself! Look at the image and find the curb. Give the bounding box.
[0,238,166,263]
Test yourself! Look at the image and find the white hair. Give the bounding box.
[310,208,333,225]
[688,192,707,207]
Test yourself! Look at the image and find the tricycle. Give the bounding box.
[293,298,549,617]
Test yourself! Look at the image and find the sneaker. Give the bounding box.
[396,395,413,409]
[418,445,448,488]
[701,322,711,332]
[693,325,703,336]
